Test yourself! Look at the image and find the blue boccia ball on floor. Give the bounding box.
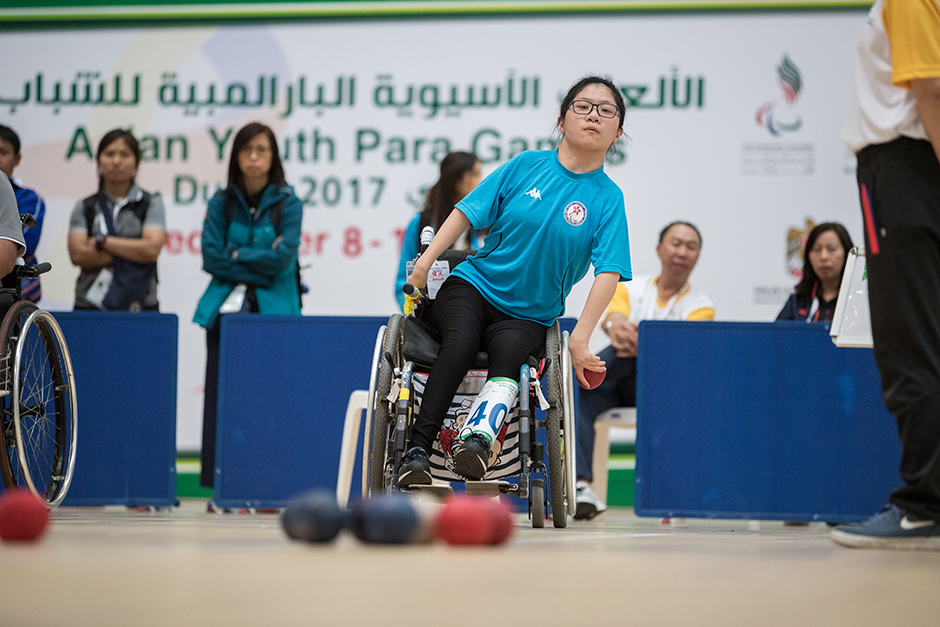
[281,490,346,543]
[348,496,419,544]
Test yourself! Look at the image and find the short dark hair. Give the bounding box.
[659,221,703,247]
[558,75,626,158]
[227,122,286,194]
[96,129,141,191]
[795,222,854,298]
[0,125,21,154]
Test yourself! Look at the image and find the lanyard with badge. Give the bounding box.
[634,277,685,321]
[84,194,128,309]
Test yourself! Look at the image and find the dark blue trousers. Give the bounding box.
[576,345,637,482]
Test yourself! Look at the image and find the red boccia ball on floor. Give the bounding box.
[0,489,50,543]
[483,498,514,545]
[437,497,493,546]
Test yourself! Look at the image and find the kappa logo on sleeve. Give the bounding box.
[525,187,542,200]
[564,201,586,226]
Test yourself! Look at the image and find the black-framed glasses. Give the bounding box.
[240,145,271,156]
[568,100,620,119]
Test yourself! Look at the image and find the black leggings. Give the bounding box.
[409,276,548,452]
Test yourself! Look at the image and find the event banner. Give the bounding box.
[1,10,868,449]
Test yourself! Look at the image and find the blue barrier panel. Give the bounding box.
[634,321,901,522]
[50,312,178,507]
[214,315,386,508]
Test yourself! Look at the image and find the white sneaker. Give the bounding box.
[574,480,607,520]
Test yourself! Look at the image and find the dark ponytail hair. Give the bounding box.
[421,151,480,230]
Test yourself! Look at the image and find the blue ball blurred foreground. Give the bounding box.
[348,496,420,544]
[281,490,346,543]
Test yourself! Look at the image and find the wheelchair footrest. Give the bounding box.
[406,484,455,497]
[464,481,516,497]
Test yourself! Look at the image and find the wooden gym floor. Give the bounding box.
[1,500,938,627]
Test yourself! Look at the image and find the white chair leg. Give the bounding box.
[337,390,369,508]
[591,422,613,504]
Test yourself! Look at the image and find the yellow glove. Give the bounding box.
[403,284,422,315]
[404,291,420,315]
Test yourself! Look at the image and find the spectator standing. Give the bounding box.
[67,129,166,311]
[193,122,303,492]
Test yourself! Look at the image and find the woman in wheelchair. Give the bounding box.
[398,75,633,487]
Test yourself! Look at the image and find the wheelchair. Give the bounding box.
[0,214,77,507]
[363,284,577,528]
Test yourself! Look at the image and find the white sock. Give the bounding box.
[458,377,519,446]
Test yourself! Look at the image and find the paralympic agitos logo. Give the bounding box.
[755,54,803,137]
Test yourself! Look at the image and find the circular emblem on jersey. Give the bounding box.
[564,201,587,226]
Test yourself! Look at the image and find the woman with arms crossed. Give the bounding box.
[67,129,166,311]
[399,75,632,485]
[194,122,303,491]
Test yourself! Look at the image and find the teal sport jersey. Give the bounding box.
[453,149,632,326]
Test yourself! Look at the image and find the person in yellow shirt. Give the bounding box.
[574,221,714,519]
[831,0,940,550]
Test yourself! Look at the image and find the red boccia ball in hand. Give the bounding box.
[579,368,606,390]
[0,490,50,543]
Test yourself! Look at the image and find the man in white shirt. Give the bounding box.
[575,221,714,519]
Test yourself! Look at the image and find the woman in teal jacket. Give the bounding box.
[195,122,302,490]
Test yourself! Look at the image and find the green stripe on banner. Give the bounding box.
[1,0,873,25]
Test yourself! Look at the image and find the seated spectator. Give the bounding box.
[67,129,166,311]
[0,125,45,302]
[776,222,854,323]
[575,221,715,520]
[395,151,482,310]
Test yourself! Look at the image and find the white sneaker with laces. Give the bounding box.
[574,480,607,520]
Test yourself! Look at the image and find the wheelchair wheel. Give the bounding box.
[531,478,545,528]
[369,313,403,494]
[0,301,77,508]
[544,321,568,529]
[561,330,577,519]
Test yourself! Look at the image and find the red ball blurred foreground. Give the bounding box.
[0,489,50,542]
[482,498,514,545]
[437,496,514,546]
[579,368,606,390]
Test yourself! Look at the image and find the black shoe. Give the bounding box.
[453,433,490,480]
[398,447,432,487]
